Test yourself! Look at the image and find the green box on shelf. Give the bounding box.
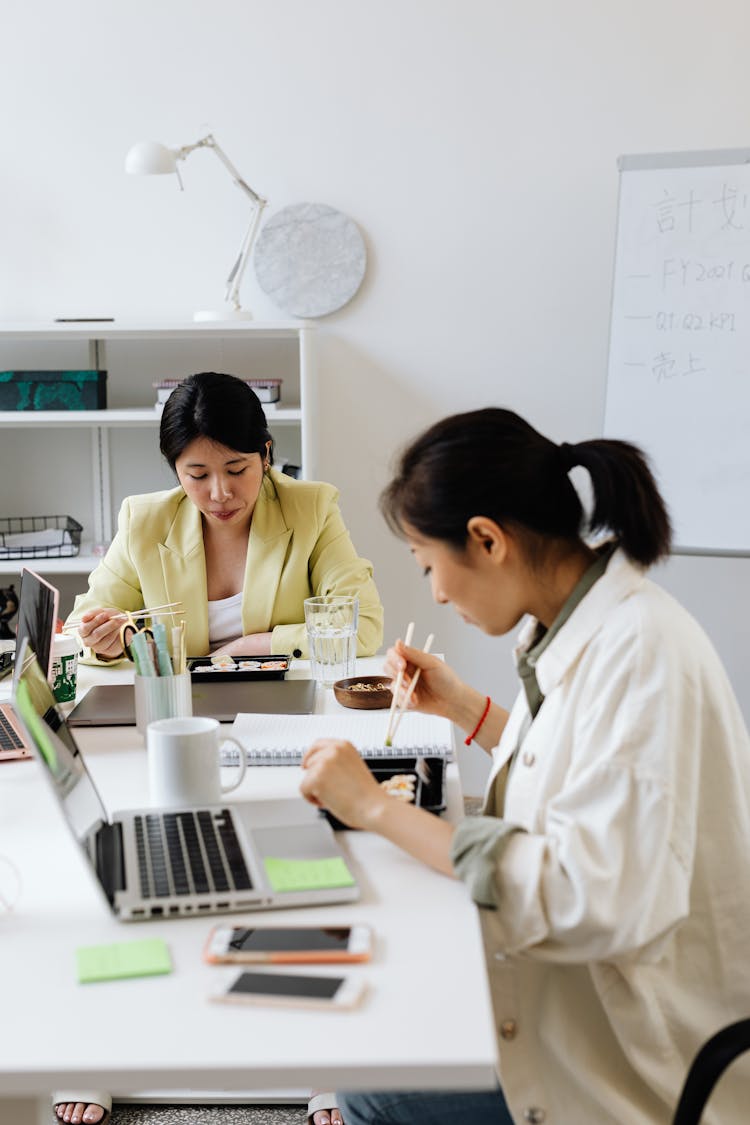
[0,370,107,410]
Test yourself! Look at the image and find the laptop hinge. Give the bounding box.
[93,820,126,905]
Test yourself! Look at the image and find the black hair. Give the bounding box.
[159,372,273,471]
[380,408,672,567]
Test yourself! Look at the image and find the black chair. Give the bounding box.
[672,1018,750,1124]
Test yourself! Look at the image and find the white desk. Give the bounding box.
[0,659,498,1123]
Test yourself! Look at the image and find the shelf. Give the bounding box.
[0,550,99,574]
[0,405,303,428]
[0,322,315,567]
[0,320,311,342]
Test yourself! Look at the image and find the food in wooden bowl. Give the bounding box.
[333,675,393,710]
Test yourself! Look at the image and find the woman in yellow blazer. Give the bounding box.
[54,373,383,1125]
[68,371,383,663]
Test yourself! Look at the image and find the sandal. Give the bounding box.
[52,1091,112,1124]
[307,1091,342,1124]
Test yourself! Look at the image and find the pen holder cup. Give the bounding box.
[134,671,193,740]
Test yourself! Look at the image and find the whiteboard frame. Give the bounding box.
[605,147,750,558]
[618,148,750,173]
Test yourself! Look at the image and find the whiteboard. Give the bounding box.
[604,149,750,555]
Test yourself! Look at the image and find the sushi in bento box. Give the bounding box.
[188,654,292,681]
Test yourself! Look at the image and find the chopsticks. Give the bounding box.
[384,622,414,747]
[62,601,183,631]
[387,632,435,747]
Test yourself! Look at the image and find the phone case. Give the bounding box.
[202,925,372,965]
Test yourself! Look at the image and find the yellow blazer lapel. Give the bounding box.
[158,495,210,655]
[241,478,292,637]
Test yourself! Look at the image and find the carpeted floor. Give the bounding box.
[107,1107,306,1125]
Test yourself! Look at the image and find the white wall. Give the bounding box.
[3,0,749,792]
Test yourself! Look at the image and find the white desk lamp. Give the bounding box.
[125,133,268,321]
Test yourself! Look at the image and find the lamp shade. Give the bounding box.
[125,140,178,176]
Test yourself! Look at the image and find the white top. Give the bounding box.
[472,550,750,1123]
[207,592,243,648]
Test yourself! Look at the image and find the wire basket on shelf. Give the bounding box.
[0,515,83,560]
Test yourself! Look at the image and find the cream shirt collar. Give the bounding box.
[486,547,649,800]
[513,546,647,699]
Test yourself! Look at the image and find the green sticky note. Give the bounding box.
[75,938,172,984]
[263,855,356,894]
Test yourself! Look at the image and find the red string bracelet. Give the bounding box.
[464,695,492,745]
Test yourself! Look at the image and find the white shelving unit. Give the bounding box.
[0,321,316,577]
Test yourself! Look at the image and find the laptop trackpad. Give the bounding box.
[251,822,346,861]
[235,800,347,860]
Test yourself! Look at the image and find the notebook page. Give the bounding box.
[224,710,454,765]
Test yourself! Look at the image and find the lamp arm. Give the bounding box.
[225,197,268,310]
[172,132,268,314]
[176,133,267,207]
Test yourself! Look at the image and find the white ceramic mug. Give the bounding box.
[146,716,247,809]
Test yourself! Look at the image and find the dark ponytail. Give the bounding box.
[380,408,672,567]
[563,438,671,565]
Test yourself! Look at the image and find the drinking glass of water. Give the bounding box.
[304,595,359,687]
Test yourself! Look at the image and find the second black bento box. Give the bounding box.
[323,755,446,831]
[188,655,292,681]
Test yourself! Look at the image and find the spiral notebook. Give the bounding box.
[225,711,454,766]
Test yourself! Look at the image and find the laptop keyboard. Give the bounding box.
[0,705,25,752]
[133,809,253,899]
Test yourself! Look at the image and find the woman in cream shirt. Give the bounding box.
[301,408,750,1125]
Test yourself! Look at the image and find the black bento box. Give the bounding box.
[323,755,446,830]
[188,655,292,681]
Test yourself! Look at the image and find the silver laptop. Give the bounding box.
[67,677,316,726]
[12,639,359,921]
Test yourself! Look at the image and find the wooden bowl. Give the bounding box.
[333,675,393,710]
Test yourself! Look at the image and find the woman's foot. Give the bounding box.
[311,1111,343,1125]
[308,1091,343,1125]
[53,1099,109,1124]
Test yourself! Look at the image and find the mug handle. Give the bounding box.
[219,737,248,793]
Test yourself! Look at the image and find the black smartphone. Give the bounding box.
[211,969,367,1010]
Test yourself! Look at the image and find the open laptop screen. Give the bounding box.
[12,638,107,844]
[13,567,59,684]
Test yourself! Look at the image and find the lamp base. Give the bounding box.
[193,307,254,322]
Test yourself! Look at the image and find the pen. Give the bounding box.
[171,622,186,675]
[152,622,174,677]
[128,630,151,676]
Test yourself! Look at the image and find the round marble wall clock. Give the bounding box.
[253,202,367,318]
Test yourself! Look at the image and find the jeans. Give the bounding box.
[337,1086,514,1124]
